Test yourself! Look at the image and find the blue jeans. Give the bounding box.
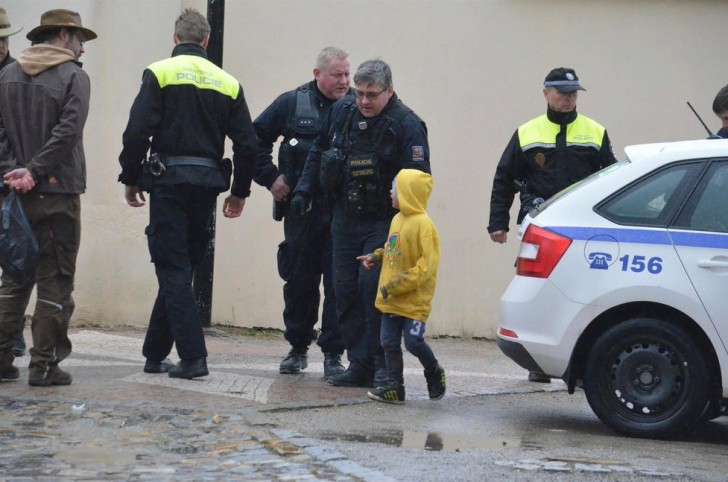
[380,314,439,386]
[331,209,390,375]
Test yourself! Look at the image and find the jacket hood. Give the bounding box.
[395,169,432,216]
[17,44,76,76]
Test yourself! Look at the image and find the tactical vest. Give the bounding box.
[331,99,413,218]
[277,84,322,186]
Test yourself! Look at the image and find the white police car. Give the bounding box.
[497,138,728,438]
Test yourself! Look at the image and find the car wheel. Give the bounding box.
[583,318,709,439]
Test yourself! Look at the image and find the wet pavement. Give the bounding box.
[0,325,564,480]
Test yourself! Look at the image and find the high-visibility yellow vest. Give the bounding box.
[518,113,605,152]
[148,54,240,100]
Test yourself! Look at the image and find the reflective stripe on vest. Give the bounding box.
[518,114,605,151]
[148,55,240,99]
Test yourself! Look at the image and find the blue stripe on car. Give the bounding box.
[547,226,728,249]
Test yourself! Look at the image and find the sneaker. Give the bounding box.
[425,364,446,400]
[279,348,308,374]
[1,365,19,380]
[28,366,72,387]
[367,384,405,404]
[528,371,551,383]
[323,353,345,380]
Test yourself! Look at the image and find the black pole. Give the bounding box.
[194,0,225,327]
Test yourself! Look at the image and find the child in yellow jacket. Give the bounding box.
[357,169,444,404]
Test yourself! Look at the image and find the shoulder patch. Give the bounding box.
[412,146,425,161]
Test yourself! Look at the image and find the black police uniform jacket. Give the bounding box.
[488,108,617,233]
[295,92,430,218]
[253,81,347,191]
[118,43,257,198]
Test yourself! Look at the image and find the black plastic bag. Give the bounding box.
[0,190,38,283]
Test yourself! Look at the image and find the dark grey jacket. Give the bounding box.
[0,45,90,194]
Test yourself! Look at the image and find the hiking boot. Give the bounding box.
[367,384,405,405]
[425,364,446,400]
[528,371,551,383]
[11,318,26,357]
[1,365,19,380]
[279,348,308,374]
[168,357,208,379]
[328,368,373,387]
[28,366,72,387]
[144,358,176,374]
[323,353,345,380]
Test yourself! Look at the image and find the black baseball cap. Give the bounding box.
[544,67,586,93]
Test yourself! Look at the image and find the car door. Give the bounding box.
[670,159,728,352]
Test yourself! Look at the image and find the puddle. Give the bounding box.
[319,430,521,451]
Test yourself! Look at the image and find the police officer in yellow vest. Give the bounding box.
[487,67,617,382]
[118,9,257,380]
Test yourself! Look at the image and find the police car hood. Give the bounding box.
[396,169,432,216]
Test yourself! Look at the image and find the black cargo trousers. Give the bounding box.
[142,184,217,362]
[278,196,343,355]
[0,192,80,377]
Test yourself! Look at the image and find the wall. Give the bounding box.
[3,0,727,338]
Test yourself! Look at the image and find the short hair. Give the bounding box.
[353,59,392,90]
[31,27,63,45]
[713,84,728,115]
[175,8,210,44]
[316,46,349,72]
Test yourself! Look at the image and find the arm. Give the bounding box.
[253,92,290,198]
[227,83,258,200]
[118,69,163,186]
[487,131,521,238]
[26,68,90,183]
[396,113,431,174]
[599,130,618,168]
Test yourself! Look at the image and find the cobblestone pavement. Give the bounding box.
[0,326,561,481]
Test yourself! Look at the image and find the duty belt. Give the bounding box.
[164,156,219,169]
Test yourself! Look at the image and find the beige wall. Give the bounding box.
[4,0,727,337]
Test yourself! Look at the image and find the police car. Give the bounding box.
[497,138,728,438]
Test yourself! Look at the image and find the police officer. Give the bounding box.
[118,8,258,379]
[487,67,617,382]
[253,47,351,378]
[292,59,430,387]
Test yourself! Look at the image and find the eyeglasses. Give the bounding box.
[354,88,386,101]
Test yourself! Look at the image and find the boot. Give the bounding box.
[168,357,208,379]
[323,352,345,380]
[279,347,308,374]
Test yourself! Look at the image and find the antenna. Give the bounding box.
[687,101,721,139]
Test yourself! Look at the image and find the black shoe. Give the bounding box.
[425,364,446,400]
[1,365,19,380]
[328,368,373,387]
[28,366,72,387]
[11,322,26,357]
[528,371,551,383]
[367,384,405,404]
[168,357,208,379]
[144,358,176,374]
[279,348,308,374]
[323,353,345,380]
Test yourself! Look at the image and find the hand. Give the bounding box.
[289,192,310,218]
[223,195,245,218]
[3,168,36,194]
[490,230,507,244]
[125,185,146,207]
[270,174,290,202]
[356,253,376,270]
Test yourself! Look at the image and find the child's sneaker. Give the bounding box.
[367,384,405,404]
[425,364,446,400]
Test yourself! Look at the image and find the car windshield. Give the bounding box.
[533,160,629,214]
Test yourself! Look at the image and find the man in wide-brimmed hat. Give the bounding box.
[0,7,23,70]
[0,9,96,387]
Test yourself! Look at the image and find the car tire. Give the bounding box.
[583,318,709,439]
